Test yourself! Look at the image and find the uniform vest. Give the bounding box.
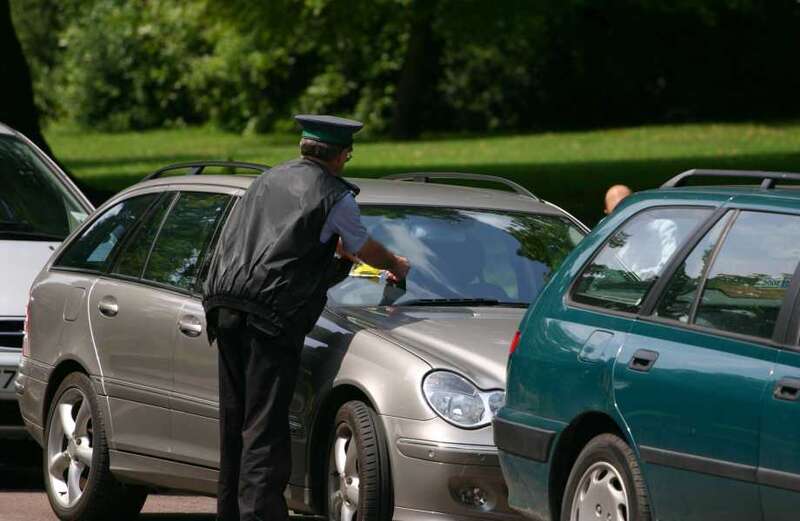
[203,158,357,337]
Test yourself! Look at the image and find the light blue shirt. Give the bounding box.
[320,193,368,254]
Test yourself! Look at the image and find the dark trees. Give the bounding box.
[0,0,51,154]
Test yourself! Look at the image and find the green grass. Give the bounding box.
[45,121,800,225]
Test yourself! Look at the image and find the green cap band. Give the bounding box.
[301,129,353,146]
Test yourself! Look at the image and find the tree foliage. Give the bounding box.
[11,0,800,136]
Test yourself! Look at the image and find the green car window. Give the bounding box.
[656,212,734,323]
[572,207,711,313]
[111,194,175,279]
[694,211,800,340]
[143,192,230,292]
[55,194,158,272]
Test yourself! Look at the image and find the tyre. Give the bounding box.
[43,372,147,521]
[560,434,650,521]
[326,400,392,521]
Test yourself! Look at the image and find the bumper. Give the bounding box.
[0,350,28,439]
[14,355,47,445]
[493,414,564,521]
[382,415,522,521]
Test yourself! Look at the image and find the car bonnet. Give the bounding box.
[333,306,524,390]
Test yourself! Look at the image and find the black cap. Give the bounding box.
[295,114,364,147]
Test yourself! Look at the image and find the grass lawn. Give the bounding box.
[45,121,800,226]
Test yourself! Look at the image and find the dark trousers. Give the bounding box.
[214,308,303,521]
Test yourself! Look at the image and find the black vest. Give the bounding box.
[203,158,356,337]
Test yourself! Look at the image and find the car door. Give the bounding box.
[142,189,232,467]
[616,209,800,521]
[89,192,181,459]
[756,213,800,521]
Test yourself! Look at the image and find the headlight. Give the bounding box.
[422,371,505,428]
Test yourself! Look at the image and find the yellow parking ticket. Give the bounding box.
[350,262,384,279]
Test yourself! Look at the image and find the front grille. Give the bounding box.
[0,320,23,349]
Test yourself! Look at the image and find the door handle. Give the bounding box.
[97,297,118,318]
[178,316,203,338]
[773,378,800,402]
[628,349,659,372]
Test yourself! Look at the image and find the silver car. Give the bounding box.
[16,163,587,521]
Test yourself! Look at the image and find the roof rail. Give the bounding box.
[662,169,800,190]
[382,172,539,201]
[142,160,270,182]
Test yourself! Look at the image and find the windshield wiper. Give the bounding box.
[397,298,528,308]
[0,230,64,241]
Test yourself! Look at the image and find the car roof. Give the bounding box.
[126,174,572,217]
[0,122,16,136]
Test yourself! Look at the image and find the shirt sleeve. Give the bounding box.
[320,193,369,254]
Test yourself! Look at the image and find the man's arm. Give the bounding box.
[356,238,410,281]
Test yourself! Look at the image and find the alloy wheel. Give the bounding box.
[47,388,94,508]
[328,422,360,521]
[569,461,629,521]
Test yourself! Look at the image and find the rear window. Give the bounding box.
[572,207,712,313]
[0,135,88,240]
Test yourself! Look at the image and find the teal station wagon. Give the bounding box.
[495,170,800,521]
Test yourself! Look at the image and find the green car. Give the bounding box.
[495,170,800,521]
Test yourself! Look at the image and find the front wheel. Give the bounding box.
[44,372,147,521]
[326,400,392,521]
[560,434,650,521]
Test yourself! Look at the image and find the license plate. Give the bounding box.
[0,369,16,393]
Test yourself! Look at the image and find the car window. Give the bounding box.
[572,207,712,313]
[142,192,230,292]
[327,206,585,306]
[694,211,800,340]
[111,194,175,278]
[55,194,158,272]
[0,135,89,241]
[656,212,734,323]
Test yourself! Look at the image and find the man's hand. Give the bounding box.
[387,255,410,283]
[356,238,410,282]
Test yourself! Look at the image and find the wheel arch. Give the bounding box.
[548,411,627,520]
[308,383,377,514]
[43,358,92,427]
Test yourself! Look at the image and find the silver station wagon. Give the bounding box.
[16,162,587,521]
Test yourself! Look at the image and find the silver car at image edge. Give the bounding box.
[16,162,587,521]
[0,122,92,439]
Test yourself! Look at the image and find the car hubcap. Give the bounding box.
[47,388,93,508]
[328,423,360,521]
[570,461,629,521]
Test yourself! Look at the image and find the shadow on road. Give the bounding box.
[0,439,44,491]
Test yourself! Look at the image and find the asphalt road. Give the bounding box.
[1,439,216,521]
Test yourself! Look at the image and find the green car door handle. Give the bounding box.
[773,378,800,402]
[628,349,659,373]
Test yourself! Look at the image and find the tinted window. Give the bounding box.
[112,194,175,278]
[327,206,585,306]
[55,195,157,272]
[0,136,89,241]
[656,212,734,323]
[143,192,229,291]
[694,211,800,339]
[572,207,711,313]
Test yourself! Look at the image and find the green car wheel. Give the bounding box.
[561,434,650,521]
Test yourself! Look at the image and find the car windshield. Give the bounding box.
[0,135,88,241]
[328,206,585,307]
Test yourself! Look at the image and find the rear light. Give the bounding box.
[509,330,521,356]
[22,297,31,357]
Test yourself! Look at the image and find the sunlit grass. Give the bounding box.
[46,120,800,225]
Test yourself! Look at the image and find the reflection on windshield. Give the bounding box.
[0,136,88,240]
[328,206,584,307]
